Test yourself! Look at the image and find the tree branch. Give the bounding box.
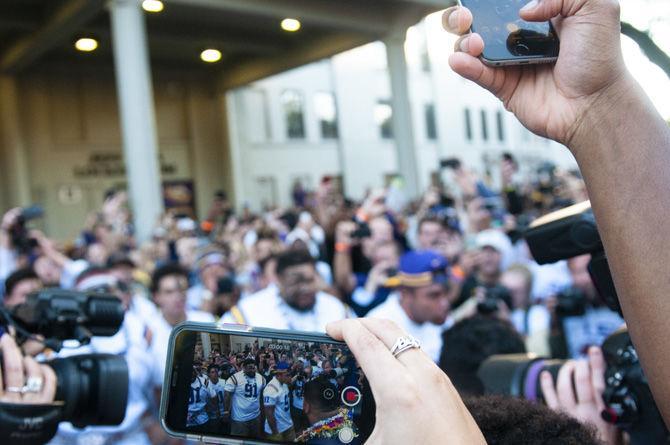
[621,21,670,79]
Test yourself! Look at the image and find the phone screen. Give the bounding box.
[460,0,559,63]
[163,326,374,444]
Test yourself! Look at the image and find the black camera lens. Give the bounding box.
[514,43,530,56]
[477,354,564,402]
[48,354,129,427]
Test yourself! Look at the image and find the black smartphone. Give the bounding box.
[160,322,374,444]
[440,157,462,170]
[458,0,559,66]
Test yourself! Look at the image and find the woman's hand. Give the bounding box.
[326,318,486,444]
[540,346,622,445]
[0,333,56,404]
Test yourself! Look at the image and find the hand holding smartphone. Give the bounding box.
[457,0,559,66]
[160,323,373,444]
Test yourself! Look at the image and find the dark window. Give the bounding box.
[464,108,473,141]
[496,110,505,142]
[375,100,393,139]
[314,92,339,139]
[481,109,489,142]
[281,90,305,139]
[425,103,437,140]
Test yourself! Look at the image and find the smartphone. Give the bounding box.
[160,322,375,444]
[458,0,559,66]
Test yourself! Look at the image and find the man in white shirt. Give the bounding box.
[223,358,266,438]
[221,249,350,332]
[148,263,215,390]
[366,251,452,363]
[263,362,295,441]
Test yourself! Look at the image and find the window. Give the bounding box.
[424,103,437,141]
[375,100,393,139]
[281,90,305,139]
[480,109,489,142]
[496,111,505,142]
[314,92,339,139]
[464,108,473,141]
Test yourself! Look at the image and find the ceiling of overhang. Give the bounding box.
[0,0,454,85]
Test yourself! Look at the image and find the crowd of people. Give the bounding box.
[0,147,625,444]
[2,0,670,443]
[187,335,364,443]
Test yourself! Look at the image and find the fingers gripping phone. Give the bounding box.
[160,322,375,444]
[458,0,559,66]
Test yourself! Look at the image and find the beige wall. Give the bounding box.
[0,67,228,241]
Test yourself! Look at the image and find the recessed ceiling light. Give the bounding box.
[281,18,301,32]
[75,37,98,52]
[142,0,164,13]
[200,49,222,63]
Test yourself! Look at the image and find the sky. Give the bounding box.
[620,0,670,119]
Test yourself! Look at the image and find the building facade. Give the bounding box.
[227,18,577,211]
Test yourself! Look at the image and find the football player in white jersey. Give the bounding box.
[224,358,266,438]
[206,365,227,432]
[187,367,210,428]
[263,363,295,441]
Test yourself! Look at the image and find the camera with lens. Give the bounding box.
[477,201,668,444]
[477,285,512,315]
[7,206,43,255]
[554,287,587,318]
[351,222,372,239]
[0,288,129,445]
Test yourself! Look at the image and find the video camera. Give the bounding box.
[7,206,43,255]
[0,289,129,445]
[477,201,668,444]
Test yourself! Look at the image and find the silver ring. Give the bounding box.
[390,335,421,358]
[23,377,44,393]
[5,386,23,393]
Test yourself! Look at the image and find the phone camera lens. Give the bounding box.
[514,43,530,56]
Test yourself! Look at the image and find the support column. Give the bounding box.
[385,34,420,199]
[0,76,31,207]
[109,0,163,243]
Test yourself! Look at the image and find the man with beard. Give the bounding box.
[366,251,452,362]
[223,359,266,438]
[221,249,351,332]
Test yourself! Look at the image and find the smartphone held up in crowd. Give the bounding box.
[457,0,560,66]
[161,322,374,444]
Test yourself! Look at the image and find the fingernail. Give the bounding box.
[460,36,470,52]
[448,10,460,29]
[520,0,538,12]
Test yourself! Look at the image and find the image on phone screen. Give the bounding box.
[163,327,374,444]
[460,0,559,64]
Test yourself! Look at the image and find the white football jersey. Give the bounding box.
[263,377,293,434]
[187,378,209,426]
[224,371,265,422]
[207,379,227,417]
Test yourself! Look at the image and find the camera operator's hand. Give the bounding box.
[335,221,357,247]
[540,347,622,445]
[0,207,22,249]
[0,333,56,404]
[443,0,629,150]
[327,319,486,444]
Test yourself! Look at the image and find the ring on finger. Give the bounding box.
[5,386,24,394]
[390,335,421,358]
[23,377,44,393]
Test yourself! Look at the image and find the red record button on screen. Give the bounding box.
[341,386,362,407]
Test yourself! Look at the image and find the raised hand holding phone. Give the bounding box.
[443,0,630,149]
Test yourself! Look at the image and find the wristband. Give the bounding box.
[335,242,351,253]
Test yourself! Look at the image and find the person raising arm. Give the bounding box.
[443,0,670,425]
